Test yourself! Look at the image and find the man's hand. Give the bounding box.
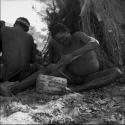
[89,37,99,45]
[46,54,81,74]
[46,63,58,73]
[58,54,82,66]
[46,54,73,74]
[58,54,73,65]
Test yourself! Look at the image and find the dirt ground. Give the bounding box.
[0,81,125,124]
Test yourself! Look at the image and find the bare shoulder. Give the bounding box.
[26,33,34,41]
[1,26,13,32]
[48,37,57,46]
[73,31,88,38]
[1,26,16,37]
[72,31,91,43]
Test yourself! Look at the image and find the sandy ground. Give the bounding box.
[0,81,125,124]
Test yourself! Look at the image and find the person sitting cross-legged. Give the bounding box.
[47,23,122,91]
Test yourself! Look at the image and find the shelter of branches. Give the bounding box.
[43,0,125,71]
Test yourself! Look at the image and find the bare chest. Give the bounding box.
[62,41,83,55]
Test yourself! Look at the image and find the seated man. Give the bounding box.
[48,23,99,79]
[47,23,122,91]
[0,17,38,82]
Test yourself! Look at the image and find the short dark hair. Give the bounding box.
[50,23,70,37]
[14,17,30,32]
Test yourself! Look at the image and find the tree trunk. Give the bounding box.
[54,0,125,70]
[80,0,125,69]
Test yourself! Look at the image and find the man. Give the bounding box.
[0,17,37,82]
[48,23,99,81]
[47,23,122,91]
[0,23,121,96]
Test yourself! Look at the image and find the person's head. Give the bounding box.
[0,20,5,28]
[51,23,71,46]
[14,17,30,32]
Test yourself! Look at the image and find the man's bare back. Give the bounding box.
[1,18,34,81]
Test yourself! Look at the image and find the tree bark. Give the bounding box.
[47,0,125,69]
[79,0,125,69]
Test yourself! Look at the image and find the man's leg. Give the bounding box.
[18,63,41,81]
[0,64,3,82]
[0,66,47,96]
[0,64,69,96]
[71,67,122,92]
[11,69,44,94]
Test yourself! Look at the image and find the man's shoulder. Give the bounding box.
[26,33,34,43]
[48,36,57,45]
[72,31,87,38]
[1,26,14,31]
[1,26,17,36]
[72,31,91,44]
[26,32,33,38]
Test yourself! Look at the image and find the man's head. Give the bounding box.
[51,23,71,46]
[0,20,5,28]
[14,17,30,32]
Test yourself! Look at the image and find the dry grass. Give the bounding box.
[0,83,125,124]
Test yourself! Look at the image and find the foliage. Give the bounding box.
[45,0,81,34]
[29,26,47,51]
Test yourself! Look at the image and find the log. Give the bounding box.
[36,74,67,94]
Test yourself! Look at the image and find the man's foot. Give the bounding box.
[0,81,18,96]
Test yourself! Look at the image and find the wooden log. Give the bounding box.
[36,74,67,94]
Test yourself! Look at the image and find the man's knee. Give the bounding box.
[112,67,122,74]
[110,67,122,79]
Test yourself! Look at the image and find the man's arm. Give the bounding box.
[70,36,99,58]
[71,32,99,57]
[58,33,99,66]
[46,33,99,72]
